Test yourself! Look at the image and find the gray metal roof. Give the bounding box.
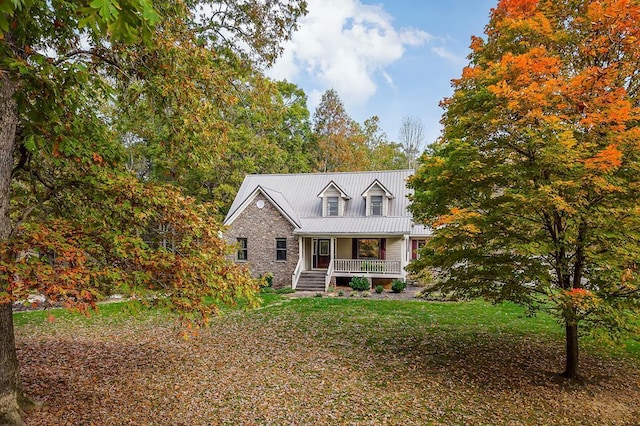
[225,170,432,236]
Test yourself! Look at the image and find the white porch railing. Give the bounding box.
[291,257,304,289]
[333,259,402,275]
[325,259,335,291]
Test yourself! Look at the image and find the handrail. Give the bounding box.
[291,257,304,289]
[325,258,335,291]
[333,259,401,274]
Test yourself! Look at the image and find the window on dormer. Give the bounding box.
[327,196,339,216]
[371,195,383,216]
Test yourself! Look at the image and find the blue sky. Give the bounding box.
[267,0,497,147]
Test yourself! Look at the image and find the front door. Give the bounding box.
[313,238,331,269]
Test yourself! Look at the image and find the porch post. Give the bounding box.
[331,237,335,261]
[402,235,409,281]
[299,236,303,267]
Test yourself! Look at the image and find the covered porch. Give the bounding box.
[292,236,408,291]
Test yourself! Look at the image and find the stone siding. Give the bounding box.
[225,193,298,288]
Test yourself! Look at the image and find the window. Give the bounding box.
[276,238,287,261]
[327,196,339,216]
[411,239,426,260]
[237,238,247,261]
[319,240,330,256]
[357,239,380,259]
[370,195,383,216]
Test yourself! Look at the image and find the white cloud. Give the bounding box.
[381,70,395,89]
[268,0,431,109]
[430,46,464,63]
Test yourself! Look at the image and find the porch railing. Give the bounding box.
[291,257,303,289]
[333,259,402,275]
[325,259,335,291]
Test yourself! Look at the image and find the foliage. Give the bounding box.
[375,284,384,294]
[391,280,407,293]
[111,5,312,212]
[259,273,274,288]
[5,173,260,323]
[1,0,308,422]
[408,0,640,378]
[311,89,405,172]
[275,287,295,294]
[407,266,434,288]
[349,276,370,292]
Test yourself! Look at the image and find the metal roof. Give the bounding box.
[224,170,432,237]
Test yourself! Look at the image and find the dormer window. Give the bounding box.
[317,180,351,217]
[327,196,339,216]
[370,196,383,216]
[361,179,394,217]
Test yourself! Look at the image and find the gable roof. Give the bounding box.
[316,180,351,199]
[360,179,394,199]
[224,170,431,236]
[224,185,301,228]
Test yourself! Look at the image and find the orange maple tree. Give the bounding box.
[409,0,640,379]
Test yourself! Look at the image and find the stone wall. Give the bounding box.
[224,193,298,288]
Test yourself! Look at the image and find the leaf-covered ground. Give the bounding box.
[15,298,640,425]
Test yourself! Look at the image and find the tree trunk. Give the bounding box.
[563,321,579,379]
[0,304,24,426]
[1,71,27,425]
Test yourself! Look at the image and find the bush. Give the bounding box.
[338,290,344,297]
[391,279,407,293]
[349,276,370,291]
[375,285,384,294]
[275,287,295,294]
[260,287,275,294]
[259,273,273,288]
[408,268,434,287]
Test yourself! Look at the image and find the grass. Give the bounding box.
[13,295,640,425]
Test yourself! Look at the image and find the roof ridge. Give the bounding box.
[245,169,414,177]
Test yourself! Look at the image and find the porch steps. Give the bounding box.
[296,271,326,292]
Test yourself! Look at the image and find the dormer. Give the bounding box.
[317,181,351,217]
[361,179,394,217]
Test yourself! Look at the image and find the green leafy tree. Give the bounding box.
[409,0,640,379]
[0,0,306,423]
[363,116,407,170]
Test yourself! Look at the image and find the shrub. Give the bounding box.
[275,287,295,294]
[361,291,370,298]
[314,292,323,298]
[260,286,275,294]
[259,273,273,288]
[349,276,370,291]
[375,285,384,294]
[338,290,344,297]
[408,268,434,288]
[391,279,407,293]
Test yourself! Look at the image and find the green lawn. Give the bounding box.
[13,295,640,425]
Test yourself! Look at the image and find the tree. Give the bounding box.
[1,0,306,423]
[312,89,370,172]
[363,116,407,170]
[398,116,425,169]
[408,0,640,379]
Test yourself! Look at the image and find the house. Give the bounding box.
[223,170,431,291]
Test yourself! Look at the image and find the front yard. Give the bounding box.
[14,296,640,425]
